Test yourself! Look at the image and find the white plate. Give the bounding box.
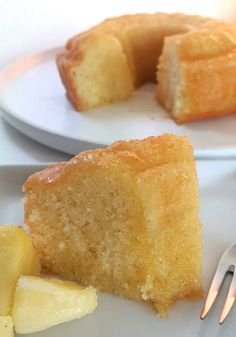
[1,161,236,337]
[0,49,236,158]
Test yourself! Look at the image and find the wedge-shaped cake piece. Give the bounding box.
[0,226,40,316]
[23,134,202,316]
[0,316,14,337]
[12,276,97,334]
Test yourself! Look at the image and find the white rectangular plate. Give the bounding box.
[1,162,236,337]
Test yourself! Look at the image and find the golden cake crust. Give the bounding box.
[24,134,195,188]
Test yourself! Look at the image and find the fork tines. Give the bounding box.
[201,242,236,325]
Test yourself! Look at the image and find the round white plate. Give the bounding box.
[1,48,236,158]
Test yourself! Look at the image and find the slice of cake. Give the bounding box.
[23,134,202,316]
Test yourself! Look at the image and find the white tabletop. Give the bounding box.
[0,0,234,164]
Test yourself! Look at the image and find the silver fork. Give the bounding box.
[201,242,236,324]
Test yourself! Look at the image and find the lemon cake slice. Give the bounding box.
[23,134,202,316]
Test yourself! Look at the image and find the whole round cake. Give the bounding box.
[56,13,236,123]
